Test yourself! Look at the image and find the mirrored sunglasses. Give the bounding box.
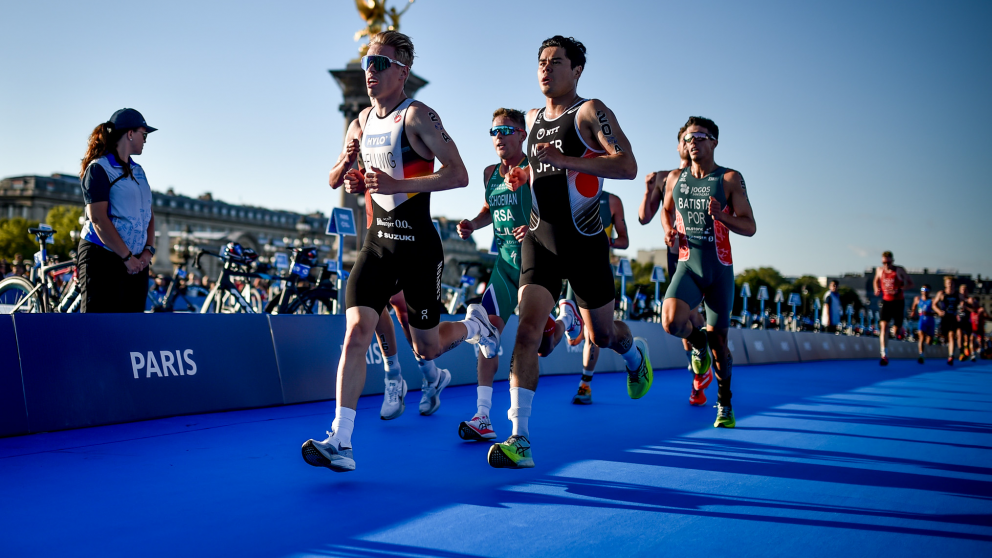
[683,132,715,143]
[360,54,407,72]
[490,125,524,137]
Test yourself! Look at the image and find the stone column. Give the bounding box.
[328,62,427,258]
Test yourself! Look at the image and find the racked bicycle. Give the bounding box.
[0,227,80,314]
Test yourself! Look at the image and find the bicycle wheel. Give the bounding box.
[287,291,335,315]
[0,276,42,313]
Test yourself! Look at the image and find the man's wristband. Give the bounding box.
[122,252,134,262]
[143,245,156,256]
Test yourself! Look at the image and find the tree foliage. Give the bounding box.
[44,205,85,261]
[0,205,84,264]
[0,217,41,263]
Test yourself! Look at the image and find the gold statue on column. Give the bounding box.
[353,0,415,57]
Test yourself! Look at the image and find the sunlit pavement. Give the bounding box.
[1,359,989,557]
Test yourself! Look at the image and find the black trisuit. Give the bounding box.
[521,99,616,309]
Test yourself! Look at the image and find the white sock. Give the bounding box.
[619,341,643,370]
[384,354,401,378]
[419,358,439,383]
[476,385,493,417]
[331,406,356,448]
[462,316,482,342]
[557,308,574,331]
[508,386,534,438]
[881,347,886,358]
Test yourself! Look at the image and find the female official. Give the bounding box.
[77,108,157,312]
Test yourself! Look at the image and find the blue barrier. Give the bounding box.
[0,312,955,437]
[14,314,282,433]
[0,315,28,437]
[269,313,505,405]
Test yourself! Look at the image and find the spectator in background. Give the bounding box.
[76,108,157,313]
[821,280,842,333]
[0,260,8,278]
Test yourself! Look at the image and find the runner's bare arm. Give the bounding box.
[873,269,882,296]
[710,170,756,237]
[531,100,636,180]
[909,297,919,316]
[639,171,664,224]
[899,267,915,290]
[661,172,678,247]
[365,103,469,195]
[330,115,366,190]
[609,194,629,249]
[932,291,945,316]
[457,166,496,239]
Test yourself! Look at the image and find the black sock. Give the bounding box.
[687,327,707,351]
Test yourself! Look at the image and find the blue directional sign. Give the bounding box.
[757,286,769,300]
[788,293,802,307]
[650,266,666,283]
[615,258,633,277]
[326,207,357,236]
[433,219,441,236]
[740,282,752,298]
[775,289,784,303]
[489,236,499,255]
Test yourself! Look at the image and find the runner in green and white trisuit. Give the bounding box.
[661,116,756,429]
[455,108,535,442]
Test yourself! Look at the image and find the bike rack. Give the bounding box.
[650,265,665,324]
[325,208,357,315]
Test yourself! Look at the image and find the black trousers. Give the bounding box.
[77,239,149,313]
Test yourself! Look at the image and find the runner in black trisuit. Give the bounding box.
[489,36,651,469]
[301,31,499,473]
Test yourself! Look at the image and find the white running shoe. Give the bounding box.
[458,414,497,441]
[419,368,452,415]
[380,375,407,420]
[558,299,583,346]
[301,432,355,472]
[465,303,500,359]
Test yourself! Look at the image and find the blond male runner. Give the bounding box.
[302,32,499,473]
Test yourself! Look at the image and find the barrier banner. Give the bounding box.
[626,321,686,371]
[765,330,801,363]
[794,332,827,361]
[0,315,28,437]
[16,314,283,433]
[862,336,881,356]
[815,334,838,359]
[727,329,749,365]
[832,336,857,360]
[740,330,799,365]
[271,314,502,405]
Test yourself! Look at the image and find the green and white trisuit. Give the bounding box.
[665,166,738,329]
[665,165,742,425]
[480,157,532,323]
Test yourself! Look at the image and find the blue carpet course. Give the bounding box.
[0,359,989,557]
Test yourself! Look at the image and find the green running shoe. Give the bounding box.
[488,435,534,469]
[691,338,712,376]
[714,404,735,428]
[626,337,653,399]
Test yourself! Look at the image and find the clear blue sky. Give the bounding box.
[2,0,989,278]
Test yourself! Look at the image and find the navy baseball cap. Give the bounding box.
[109,108,157,133]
